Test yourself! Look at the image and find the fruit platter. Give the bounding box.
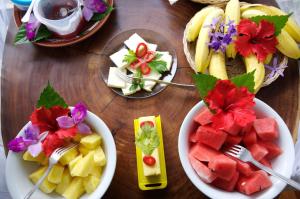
[2,0,300,198]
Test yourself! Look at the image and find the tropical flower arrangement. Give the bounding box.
[184,0,300,93]
[7,83,92,157]
[14,0,113,45]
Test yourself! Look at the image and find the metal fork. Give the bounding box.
[115,68,195,88]
[225,145,300,190]
[24,143,78,199]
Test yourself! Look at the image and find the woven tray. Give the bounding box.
[183,4,288,88]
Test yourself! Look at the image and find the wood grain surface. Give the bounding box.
[1,0,300,198]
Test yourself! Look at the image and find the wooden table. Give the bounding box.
[1,0,300,198]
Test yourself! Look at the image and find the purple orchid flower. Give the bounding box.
[83,0,107,21]
[7,137,34,152]
[56,102,92,134]
[265,56,288,79]
[25,14,41,41]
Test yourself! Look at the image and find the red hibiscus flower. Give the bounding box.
[235,19,278,62]
[205,80,256,131]
[30,106,77,156]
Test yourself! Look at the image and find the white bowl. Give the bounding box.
[178,98,295,199]
[6,109,117,199]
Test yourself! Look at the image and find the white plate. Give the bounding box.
[178,98,295,199]
[6,109,117,199]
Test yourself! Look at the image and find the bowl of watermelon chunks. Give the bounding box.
[178,98,295,199]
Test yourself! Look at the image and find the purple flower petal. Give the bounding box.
[25,14,40,41]
[7,137,32,152]
[56,116,75,129]
[27,142,43,157]
[71,102,87,124]
[24,124,40,140]
[77,122,92,134]
[83,7,94,21]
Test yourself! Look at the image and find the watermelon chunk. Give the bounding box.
[223,119,241,136]
[189,156,217,183]
[224,134,242,146]
[258,141,282,160]
[189,132,198,143]
[189,143,220,162]
[243,128,257,147]
[249,144,268,161]
[193,107,214,126]
[197,126,227,150]
[208,154,237,181]
[236,160,254,177]
[212,171,239,192]
[259,158,272,169]
[237,170,272,195]
[241,122,253,135]
[253,118,278,141]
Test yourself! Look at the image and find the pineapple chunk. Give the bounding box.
[55,168,72,195]
[89,164,102,178]
[48,164,64,184]
[94,147,106,166]
[71,151,95,177]
[29,166,56,193]
[69,154,83,172]
[80,134,101,149]
[79,144,90,156]
[59,147,78,165]
[23,151,48,165]
[72,133,85,142]
[83,175,100,194]
[62,177,85,199]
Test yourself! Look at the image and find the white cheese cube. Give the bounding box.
[122,79,141,96]
[155,51,169,56]
[124,33,157,52]
[159,53,173,71]
[109,48,129,69]
[143,71,162,92]
[107,67,126,89]
[142,149,161,176]
[148,43,158,51]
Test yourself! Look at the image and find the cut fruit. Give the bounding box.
[193,107,213,126]
[89,164,102,178]
[189,143,220,162]
[68,154,83,172]
[62,177,85,199]
[258,141,282,160]
[29,166,56,194]
[189,156,217,183]
[80,134,102,149]
[48,164,64,184]
[236,160,254,177]
[237,170,272,195]
[94,147,106,166]
[253,118,278,141]
[259,158,272,169]
[59,147,78,166]
[243,128,257,147]
[55,168,72,195]
[23,151,48,165]
[83,175,100,194]
[78,144,90,156]
[208,154,237,181]
[212,171,239,191]
[249,144,268,161]
[189,132,198,143]
[197,125,227,150]
[71,151,95,177]
[223,120,241,136]
[224,134,242,146]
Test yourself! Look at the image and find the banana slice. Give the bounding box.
[209,51,228,80]
[244,55,265,93]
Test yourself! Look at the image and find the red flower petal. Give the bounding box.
[42,133,65,156]
[211,111,234,130]
[56,126,78,139]
[237,19,258,37]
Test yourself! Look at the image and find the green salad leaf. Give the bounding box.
[148,60,168,73]
[130,70,144,91]
[123,50,137,64]
[135,124,160,155]
[37,82,68,109]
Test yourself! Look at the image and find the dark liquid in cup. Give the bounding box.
[43,0,77,20]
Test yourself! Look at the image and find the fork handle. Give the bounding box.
[142,78,196,88]
[251,160,300,190]
[24,163,54,199]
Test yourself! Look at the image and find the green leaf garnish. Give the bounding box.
[155,53,163,60]
[250,14,292,36]
[135,124,160,155]
[14,24,30,45]
[230,71,255,93]
[130,70,144,91]
[33,25,52,42]
[192,73,218,99]
[148,60,168,73]
[91,5,114,21]
[123,50,137,64]
[37,82,68,109]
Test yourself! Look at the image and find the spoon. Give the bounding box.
[21,0,37,23]
[58,7,77,18]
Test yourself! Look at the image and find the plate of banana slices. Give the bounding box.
[183,0,300,93]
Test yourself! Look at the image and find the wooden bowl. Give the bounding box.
[13,0,113,47]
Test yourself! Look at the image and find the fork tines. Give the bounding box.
[224,144,244,157]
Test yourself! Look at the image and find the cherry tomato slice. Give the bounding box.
[144,51,156,62]
[135,43,148,58]
[143,155,156,166]
[130,60,140,69]
[140,63,151,75]
[140,121,155,128]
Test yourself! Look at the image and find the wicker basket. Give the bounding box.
[183,4,289,88]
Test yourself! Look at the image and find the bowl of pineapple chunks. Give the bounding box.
[5,110,117,199]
